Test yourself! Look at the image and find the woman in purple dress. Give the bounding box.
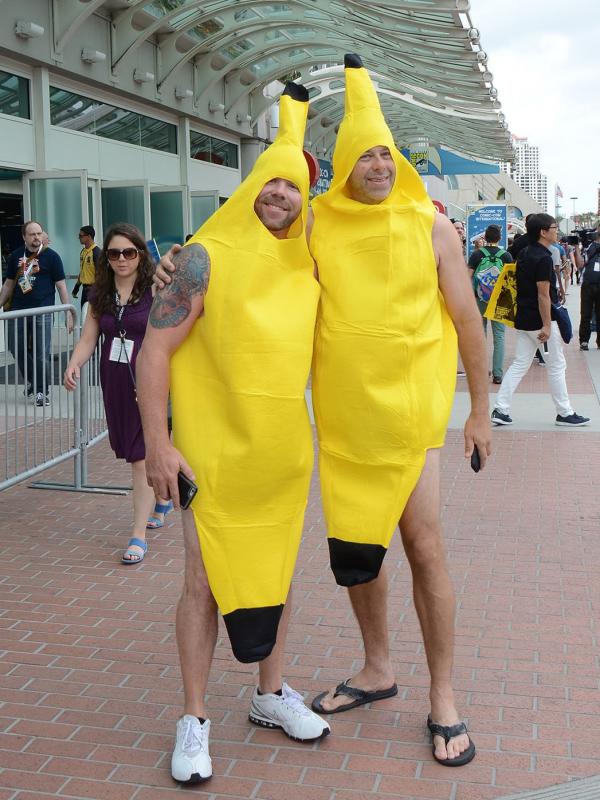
[64,223,170,563]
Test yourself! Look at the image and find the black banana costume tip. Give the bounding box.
[344,53,363,68]
[282,81,309,102]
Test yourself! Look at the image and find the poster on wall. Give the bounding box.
[314,159,333,195]
[466,203,507,258]
[409,149,429,174]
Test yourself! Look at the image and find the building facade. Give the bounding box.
[502,136,548,212]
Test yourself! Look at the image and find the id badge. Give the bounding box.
[594,262,600,273]
[109,336,134,363]
[18,274,33,294]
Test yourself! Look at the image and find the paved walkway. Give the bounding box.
[1,283,600,800]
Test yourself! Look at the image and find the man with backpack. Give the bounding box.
[468,224,512,384]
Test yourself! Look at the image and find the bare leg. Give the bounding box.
[123,459,156,561]
[147,495,172,527]
[177,509,218,719]
[257,590,292,694]
[315,568,395,712]
[399,448,469,761]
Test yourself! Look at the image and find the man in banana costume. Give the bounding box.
[137,82,329,786]
[309,55,490,767]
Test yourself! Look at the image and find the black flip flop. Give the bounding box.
[427,715,476,767]
[311,679,398,714]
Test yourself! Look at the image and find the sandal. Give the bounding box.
[427,715,476,766]
[311,679,398,714]
[146,500,174,529]
[122,537,148,565]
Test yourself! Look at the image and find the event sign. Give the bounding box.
[315,159,333,195]
[466,203,507,258]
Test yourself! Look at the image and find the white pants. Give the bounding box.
[495,322,573,417]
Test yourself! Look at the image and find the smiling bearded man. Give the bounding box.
[309,54,491,768]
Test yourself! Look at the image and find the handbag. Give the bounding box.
[551,302,572,344]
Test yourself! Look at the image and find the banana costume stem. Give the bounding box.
[311,55,458,586]
[170,83,319,663]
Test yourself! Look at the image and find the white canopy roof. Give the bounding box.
[56,0,513,161]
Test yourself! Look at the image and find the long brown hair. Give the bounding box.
[91,223,154,317]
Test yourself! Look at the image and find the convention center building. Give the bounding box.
[0,0,513,279]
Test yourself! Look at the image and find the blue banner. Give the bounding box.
[315,159,333,195]
[466,204,508,259]
[400,146,499,176]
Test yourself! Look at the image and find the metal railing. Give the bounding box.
[0,303,127,495]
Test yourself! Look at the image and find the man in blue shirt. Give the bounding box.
[0,220,73,406]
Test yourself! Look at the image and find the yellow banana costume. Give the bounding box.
[311,55,457,586]
[170,83,319,663]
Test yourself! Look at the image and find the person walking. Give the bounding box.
[0,220,73,406]
[72,225,101,308]
[64,223,170,563]
[492,214,589,427]
[579,228,600,351]
[468,224,512,384]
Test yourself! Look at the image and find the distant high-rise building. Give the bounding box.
[504,136,548,211]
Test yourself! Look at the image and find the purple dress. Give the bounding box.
[98,288,152,463]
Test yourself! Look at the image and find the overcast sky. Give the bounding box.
[471,0,600,216]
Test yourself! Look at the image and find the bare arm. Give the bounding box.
[137,243,209,504]
[0,278,16,307]
[55,279,75,332]
[63,311,101,390]
[536,281,551,342]
[555,264,565,302]
[433,214,492,466]
[152,244,182,290]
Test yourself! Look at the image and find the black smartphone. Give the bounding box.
[470,444,481,473]
[177,471,198,510]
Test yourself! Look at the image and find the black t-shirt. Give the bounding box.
[468,245,513,271]
[509,233,531,260]
[582,242,600,286]
[6,246,65,310]
[514,242,557,331]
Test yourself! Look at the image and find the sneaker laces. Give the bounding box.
[281,683,310,716]
[181,718,207,754]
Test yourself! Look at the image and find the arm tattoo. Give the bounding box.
[150,244,210,328]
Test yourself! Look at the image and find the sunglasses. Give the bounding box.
[106,247,139,261]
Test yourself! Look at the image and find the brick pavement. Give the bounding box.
[2,336,600,799]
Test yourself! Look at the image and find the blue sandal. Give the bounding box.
[146,500,174,529]
[122,537,148,564]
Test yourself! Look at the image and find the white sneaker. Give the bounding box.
[249,682,331,742]
[171,715,212,784]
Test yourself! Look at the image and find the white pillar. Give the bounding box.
[240,138,264,180]
[30,67,51,170]
[178,117,191,231]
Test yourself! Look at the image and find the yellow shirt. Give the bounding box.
[78,245,97,285]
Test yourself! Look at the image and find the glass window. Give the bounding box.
[0,70,30,119]
[190,131,238,169]
[220,38,254,60]
[151,190,184,255]
[49,87,177,154]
